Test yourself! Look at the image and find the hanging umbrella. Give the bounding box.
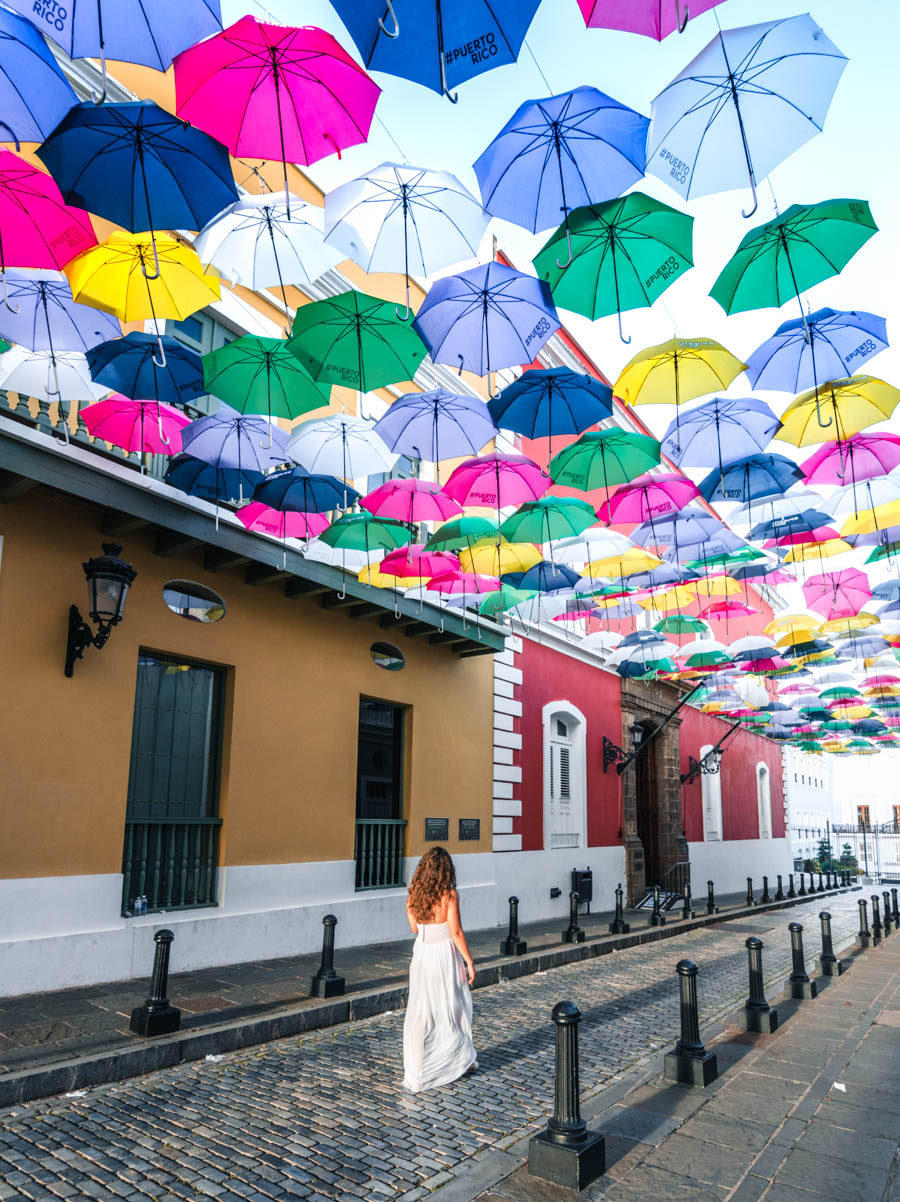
[194,193,343,311]
[549,429,661,497]
[597,472,700,525]
[412,261,559,389]
[382,546,458,579]
[533,192,693,341]
[633,511,727,553]
[488,367,612,457]
[777,378,900,448]
[443,452,550,509]
[287,414,396,482]
[425,516,499,552]
[328,0,541,101]
[181,405,288,482]
[646,14,847,216]
[506,562,583,594]
[86,332,204,408]
[0,268,120,353]
[373,390,497,467]
[203,336,330,429]
[174,16,381,207]
[660,397,780,470]
[320,512,412,555]
[362,478,461,524]
[37,101,238,279]
[164,453,263,506]
[237,502,328,541]
[253,467,358,515]
[745,308,888,393]
[801,435,900,487]
[577,0,727,39]
[473,86,648,252]
[697,453,804,504]
[288,291,428,392]
[324,163,488,318]
[0,346,108,403]
[82,396,190,455]
[500,497,597,545]
[555,527,636,564]
[4,0,223,103]
[460,539,543,577]
[0,7,78,145]
[614,336,745,417]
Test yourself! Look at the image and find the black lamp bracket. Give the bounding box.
[65,605,113,678]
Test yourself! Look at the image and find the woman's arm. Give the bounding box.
[446,890,475,984]
[406,895,418,935]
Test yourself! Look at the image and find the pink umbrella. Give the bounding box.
[381,546,459,579]
[864,675,900,686]
[443,453,550,509]
[701,601,759,619]
[596,472,700,525]
[426,571,499,595]
[801,434,900,486]
[576,0,727,39]
[803,568,872,619]
[362,478,461,524]
[174,16,380,209]
[766,526,841,547]
[237,502,328,540]
[82,396,189,454]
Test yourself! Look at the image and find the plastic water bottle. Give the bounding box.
[141,895,148,915]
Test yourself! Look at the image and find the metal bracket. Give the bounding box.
[603,735,627,774]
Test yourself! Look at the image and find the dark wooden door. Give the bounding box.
[634,730,661,887]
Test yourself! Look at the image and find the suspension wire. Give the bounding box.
[374,111,410,164]
[523,38,554,94]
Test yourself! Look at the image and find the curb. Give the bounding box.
[0,885,860,1109]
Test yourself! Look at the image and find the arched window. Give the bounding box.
[700,744,722,842]
[757,763,772,839]
[542,703,587,850]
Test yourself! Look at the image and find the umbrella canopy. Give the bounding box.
[328,0,541,99]
[697,453,804,503]
[533,191,693,340]
[803,569,872,620]
[460,539,543,577]
[181,405,288,475]
[473,86,648,236]
[660,397,780,469]
[549,429,661,493]
[597,472,700,524]
[0,346,108,403]
[801,434,900,486]
[86,332,204,407]
[202,336,330,424]
[362,478,461,523]
[82,396,190,455]
[577,0,728,40]
[237,502,328,541]
[506,561,582,593]
[253,467,357,514]
[0,268,120,352]
[287,414,396,480]
[710,200,878,316]
[0,7,78,145]
[373,390,497,464]
[488,367,612,449]
[646,15,846,215]
[745,308,888,392]
[443,452,550,508]
[164,452,263,504]
[413,261,559,378]
[614,336,745,409]
[777,377,900,447]
[500,497,597,544]
[319,512,413,555]
[425,516,499,552]
[288,290,427,392]
[0,147,95,284]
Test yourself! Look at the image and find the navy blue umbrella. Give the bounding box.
[697,453,805,504]
[750,510,834,541]
[0,7,77,145]
[488,367,612,456]
[38,101,238,277]
[329,0,540,101]
[164,453,263,505]
[502,561,580,593]
[253,467,360,514]
[87,333,205,406]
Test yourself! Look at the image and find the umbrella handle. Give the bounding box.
[439,47,459,103]
[91,50,109,105]
[151,335,167,370]
[157,410,170,448]
[0,122,20,151]
[323,132,343,160]
[616,310,632,345]
[457,354,465,376]
[678,1,689,32]
[555,224,574,270]
[0,272,19,315]
[378,0,400,37]
[142,237,161,282]
[815,397,834,430]
[259,426,274,451]
[741,175,759,220]
[395,278,411,322]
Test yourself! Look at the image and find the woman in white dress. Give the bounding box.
[402,847,477,1093]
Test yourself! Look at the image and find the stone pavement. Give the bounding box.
[474,899,900,1202]
[0,892,866,1201]
[0,886,848,1106]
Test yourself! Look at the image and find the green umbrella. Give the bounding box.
[425,516,499,552]
[203,335,330,428]
[288,290,428,392]
[319,512,413,553]
[710,199,878,318]
[478,584,537,617]
[533,192,693,342]
[549,430,661,503]
[499,495,596,544]
[654,615,710,635]
[865,542,900,564]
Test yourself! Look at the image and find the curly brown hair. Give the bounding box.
[407,847,457,922]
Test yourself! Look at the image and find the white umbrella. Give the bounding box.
[0,345,109,402]
[287,413,397,482]
[554,528,636,564]
[324,163,490,318]
[580,630,623,654]
[728,634,776,655]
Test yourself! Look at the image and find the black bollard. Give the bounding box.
[788,873,796,899]
[311,914,346,997]
[739,937,779,1033]
[883,892,893,936]
[650,884,666,927]
[746,877,756,907]
[858,898,872,949]
[563,890,585,943]
[810,871,817,895]
[825,870,832,890]
[608,883,630,935]
[817,871,825,894]
[798,872,807,897]
[129,930,181,1037]
[664,960,719,1087]
[775,874,784,901]
[682,882,694,921]
[528,1002,606,1190]
[786,922,817,999]
[817,911,843,977]
[892,888,899,927]
[872,895,884,945]
[762,875,771,904]
[706,880,718,915]
[501,895,527,956]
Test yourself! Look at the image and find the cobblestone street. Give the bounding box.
[0,894,864,1202]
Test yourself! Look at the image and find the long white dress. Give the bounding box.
[402,921,477,1093]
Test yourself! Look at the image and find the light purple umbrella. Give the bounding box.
[0,268,120,352]
[181,404,289,479]
[373,389,498,470]
[660,396,781,470]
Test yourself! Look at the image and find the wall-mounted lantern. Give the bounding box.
[65,543,137,677]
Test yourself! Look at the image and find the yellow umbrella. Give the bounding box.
[684,575,742,599]
[841,500,900,537]
[821,612,879,633]
[585,547,662,577]
[458,538,542,576]
[783,538,853,563]
[766,612,822,635]
[773,628,820,648]
[614,337,746,407]
[65,232,221,326]
[637,585,696,610]
[777,376,900,447]
[357,564,427,588]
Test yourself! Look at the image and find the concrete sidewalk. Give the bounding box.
[466,901,900,1202]
[0,883,856,1108]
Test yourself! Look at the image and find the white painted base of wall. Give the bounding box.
[489,846,626,926]
[687,837,794,899]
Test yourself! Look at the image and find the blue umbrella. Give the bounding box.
[488,366,612,456]
[473,86,648,248]
[750,510,834,541]
[164,453,263,505]
[660,397,781,469]
[697,453,804,503]
[731,561,788,581]
[181,405,289,479]
[662,532,746,563]
[503,561,581,593]
[0,7,77,145]
[5,0,222,104]
[632,511,726,550]
[373,389,497,467]
[87,332,205,406]
[412,262,559,390]
[38,101,238,277]
[0,269,120,352]
[745,308,889,392]
[869,581,900,602]
[253,467,359,514]
[329,0,541,101]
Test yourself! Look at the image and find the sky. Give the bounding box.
[223,0,900,792]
